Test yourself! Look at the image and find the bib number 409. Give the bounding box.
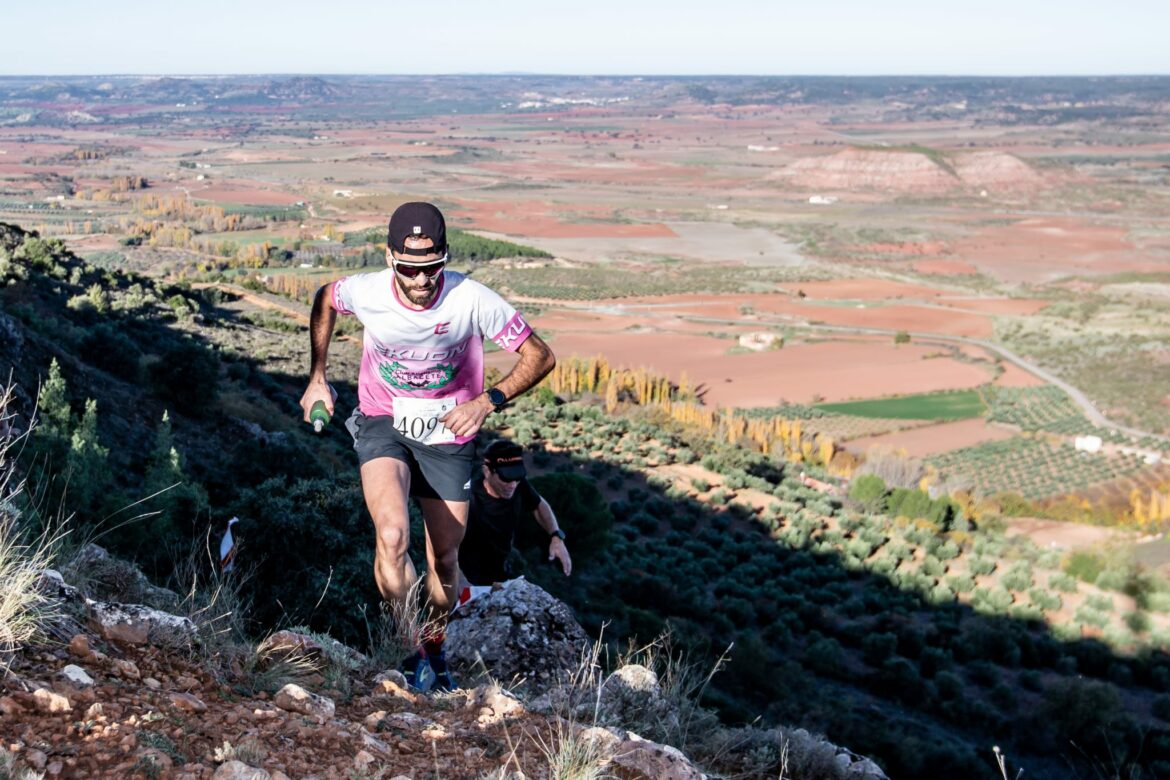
[395,415,445,440]
[392,397,456,445]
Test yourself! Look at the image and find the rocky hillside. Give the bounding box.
[777,147,1048,195]
[0,548,887,780]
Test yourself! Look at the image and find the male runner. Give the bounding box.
[299,202,555,690]
[459,438,571,589]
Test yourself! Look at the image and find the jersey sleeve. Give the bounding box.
[332,276,355,315]
[476,283,532,352]
[518,479,542,514]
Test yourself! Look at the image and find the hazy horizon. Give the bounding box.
[3,0,1167,77]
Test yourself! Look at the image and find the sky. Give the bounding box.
[2,0,1167,76]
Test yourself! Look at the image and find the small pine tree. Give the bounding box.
[34,359,71,459]
[65,398,111,521]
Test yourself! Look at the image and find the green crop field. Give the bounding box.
[814,389,986,421]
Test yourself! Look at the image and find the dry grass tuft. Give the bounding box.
[0,380,62,669]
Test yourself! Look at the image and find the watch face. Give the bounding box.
[488,388,506,406]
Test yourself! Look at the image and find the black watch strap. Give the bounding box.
[487,387,507,411]
[549,528,566,541]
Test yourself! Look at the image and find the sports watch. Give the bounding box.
[549,528,566,542]
[487,387,507,412]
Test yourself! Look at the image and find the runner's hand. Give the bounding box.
[440,395,492,439]
[299,381,337,423]
[549,538,572,576]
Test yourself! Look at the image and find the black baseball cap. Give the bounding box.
[387,202,447,259]
[484,439,527,481]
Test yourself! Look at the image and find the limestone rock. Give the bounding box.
[135,748,174,776]
[64,544,181,610]
[32,687,72,714]
[112,658,141,679]
[58,664,94,687]
[169,692,208,713]
[257,629,368,668]
[359,729,394,758]
[594,664,679,737]
[446,577,591,693]
[67,634,94,660]
[86,599,196,647]
[212,761,271,780]
[609,736,706,780]
[372,677,418,704]
[467,683,524,727]
[372,668,408,688]
[273,683,335,724]
[580,726,625,759]
[38,569,80,602]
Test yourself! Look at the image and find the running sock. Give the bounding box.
[421,624,446,657]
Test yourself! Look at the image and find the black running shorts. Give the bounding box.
[345,409,474,502]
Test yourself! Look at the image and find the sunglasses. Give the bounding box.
[392,256,447,279]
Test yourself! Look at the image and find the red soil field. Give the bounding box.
[775,279,950,301]
[914,259,980,275]
[995,362,1047,388]
[508,331,993,408]
[937,297,1049,316]
[844,418,1017,458]
[856,241,949,256]
[188,183,304,206]
[454,198,675,238]
[954,217,1163,284]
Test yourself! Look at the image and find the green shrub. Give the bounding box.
[805,637,845,676]
[1146,591,1170,613]
[862,632,898,665]
[1001,562,1034,592]
[848,474,887,512]
[968,557,997,577]
[947,573,976,593]
[1049,572,1078,593]
[870,555,898,576]
[1085,594,1114,612]
[1027,588,1062,612]
[147,339,220,417]
[920,555,945,578]
[1073,606,1109,629]
[935,670,964,700]
[928,582,955,605]
[1095,567,1130,592]
[1064,551,1105,583]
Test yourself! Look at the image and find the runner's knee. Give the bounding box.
[374,524,409,559]
[432,546,460,579]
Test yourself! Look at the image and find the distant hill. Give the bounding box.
[778,147,1049,195]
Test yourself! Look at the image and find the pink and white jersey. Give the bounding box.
[333,269,532,444]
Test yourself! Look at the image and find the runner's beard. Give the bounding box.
[396,274,439,308]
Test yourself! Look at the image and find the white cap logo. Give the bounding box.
[412,226,422,234]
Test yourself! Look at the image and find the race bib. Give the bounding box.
[392,397,457,445]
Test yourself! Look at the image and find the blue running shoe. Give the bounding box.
[427,650,459,693]
[399,648,433,693]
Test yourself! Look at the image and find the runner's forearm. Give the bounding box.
[494,333,555,401]
[309,283,338,381]
[533,498,560,535]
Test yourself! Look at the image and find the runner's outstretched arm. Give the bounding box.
[299,282,339,421]
[442,332,556,438]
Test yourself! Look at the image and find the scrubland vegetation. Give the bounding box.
[4,218,1170,777]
